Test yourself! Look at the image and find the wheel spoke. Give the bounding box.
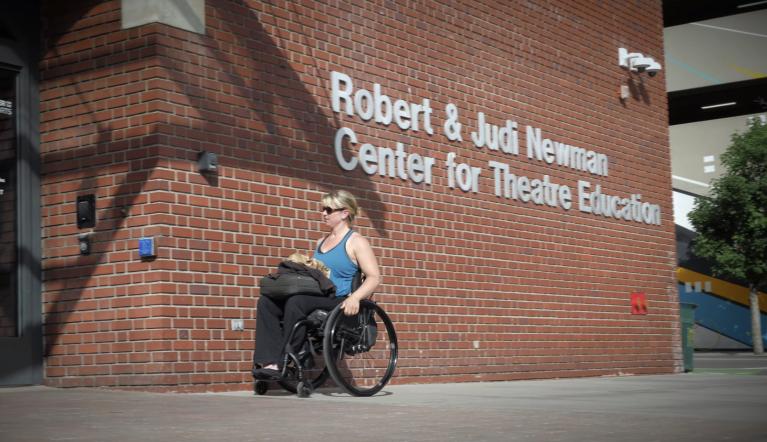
[323,300,398,396]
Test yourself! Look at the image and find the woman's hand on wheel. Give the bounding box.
[341,295,361,316]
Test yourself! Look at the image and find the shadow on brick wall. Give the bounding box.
[159,0,388,232]
[39,0,389,382]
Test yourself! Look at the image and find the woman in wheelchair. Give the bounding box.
[252,190,388,394]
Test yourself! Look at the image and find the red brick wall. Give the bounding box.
[40,0,678,391]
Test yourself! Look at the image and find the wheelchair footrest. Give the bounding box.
[252,367,282,380]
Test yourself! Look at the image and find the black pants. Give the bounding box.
[253,294,344,367]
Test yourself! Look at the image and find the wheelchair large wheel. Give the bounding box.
[323,300,398,397]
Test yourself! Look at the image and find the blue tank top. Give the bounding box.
[314,230,359,297]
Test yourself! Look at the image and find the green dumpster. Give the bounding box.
[679,303,697,372]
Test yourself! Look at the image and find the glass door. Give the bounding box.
[0,69,18,339]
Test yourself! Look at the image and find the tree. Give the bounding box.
[688,119,767,354]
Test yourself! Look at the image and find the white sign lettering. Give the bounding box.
[334,127,435,184]
[327,70,662,225]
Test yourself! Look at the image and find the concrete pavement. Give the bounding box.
[2,353,767,441]
[694,351,767,374]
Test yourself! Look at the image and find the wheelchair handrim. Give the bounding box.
[323,300,398,397]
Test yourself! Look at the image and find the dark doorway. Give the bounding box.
[0,67,19,339]
[0,1,42,386]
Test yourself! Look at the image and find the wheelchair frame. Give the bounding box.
[254,296,398,398]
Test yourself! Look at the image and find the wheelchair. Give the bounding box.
[253,276,398,398]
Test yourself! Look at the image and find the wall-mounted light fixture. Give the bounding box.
[197,151,218,174]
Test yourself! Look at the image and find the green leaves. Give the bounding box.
[689,120,767,291]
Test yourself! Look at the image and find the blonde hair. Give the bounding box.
[286,252,331,277]
[321,190,359,224]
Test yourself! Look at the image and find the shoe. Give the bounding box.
[252,367,281,380]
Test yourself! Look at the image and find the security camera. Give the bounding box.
[630,57,653,72]
[646,60,662,77]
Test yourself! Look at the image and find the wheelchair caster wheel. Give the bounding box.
[254,380,269,395]
[296,381,313,398]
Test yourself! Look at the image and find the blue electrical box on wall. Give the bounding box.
[138,237,156,258]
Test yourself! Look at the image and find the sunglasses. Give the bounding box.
[322,206,346,215]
